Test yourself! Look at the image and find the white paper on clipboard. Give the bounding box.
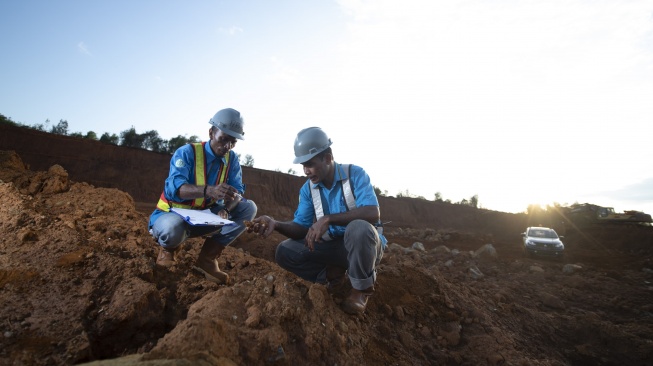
[170,208,235,226]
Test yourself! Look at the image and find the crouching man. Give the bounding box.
[149,108,257,284]
[247,127,386,314]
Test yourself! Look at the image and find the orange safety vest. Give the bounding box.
[156,142,231,212]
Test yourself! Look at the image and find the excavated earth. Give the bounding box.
[1,127,653,366]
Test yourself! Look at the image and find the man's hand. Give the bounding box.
[305,216,330,251]
[245,216,276,238]
[206,183,238,201]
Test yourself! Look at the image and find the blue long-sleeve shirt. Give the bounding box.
[149,142,244,228]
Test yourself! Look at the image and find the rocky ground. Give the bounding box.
[1,150,652,366]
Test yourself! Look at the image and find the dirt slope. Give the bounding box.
[1,148,652,366]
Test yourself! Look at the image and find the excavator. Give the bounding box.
[561,203,652,229]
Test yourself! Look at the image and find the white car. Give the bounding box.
[522,226,565,258]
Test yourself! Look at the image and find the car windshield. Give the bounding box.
[528,229,558,239]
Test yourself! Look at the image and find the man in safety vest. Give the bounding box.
[246,127,386,314]
[148,108,257,284]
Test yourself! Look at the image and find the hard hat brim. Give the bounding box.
[293,152,319,164]
[217,126,245,140]
[209,118,245,140]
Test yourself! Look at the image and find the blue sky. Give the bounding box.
[2,0,653,215]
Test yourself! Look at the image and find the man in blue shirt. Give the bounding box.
[149,108,257,284]
[247,127,386,314]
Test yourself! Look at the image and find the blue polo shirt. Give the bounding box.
[149,142,245,228]
[293,163,387,245]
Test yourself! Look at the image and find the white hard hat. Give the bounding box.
[293,127,332,164]
[209,108,245,140]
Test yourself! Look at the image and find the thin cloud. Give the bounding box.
[579,177,653,212]
[266,56,301,87]
[77,41,91,56]
[218,26,243,35]
[604,178,653,202]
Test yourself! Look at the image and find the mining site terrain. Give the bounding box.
[1,124,652,365]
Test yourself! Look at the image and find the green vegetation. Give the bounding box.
[1,113,199,155]
[2,112,257,171]
[0,114,15,126]
[394,188,479,208]
[241,154,255,167]
[526,202,567,216]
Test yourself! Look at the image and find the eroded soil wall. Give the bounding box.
[1,123,526,238]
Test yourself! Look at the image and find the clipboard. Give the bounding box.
[170,208,235,226]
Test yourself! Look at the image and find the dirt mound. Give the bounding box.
[1,150,652,366]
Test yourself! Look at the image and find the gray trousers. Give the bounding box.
[275,219,383,290]
[150,200,257,249]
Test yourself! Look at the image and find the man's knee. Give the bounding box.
[345,220,376,240]
[234,199,257,221]
[275,239,303,268]
[242,199,257,217]
[152,221,187,249]
[274,241,289,265]
[150,212,189,248]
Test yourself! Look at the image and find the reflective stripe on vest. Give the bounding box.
[310,164,355,241]
[191,141,207,208]
[156,142,231,212]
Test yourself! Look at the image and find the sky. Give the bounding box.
[1,0,653,215]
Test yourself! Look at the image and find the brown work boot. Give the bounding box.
[193,238,229,284]
[341,286,374,315]
[156,246,178,268]
[325,266,348,294]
